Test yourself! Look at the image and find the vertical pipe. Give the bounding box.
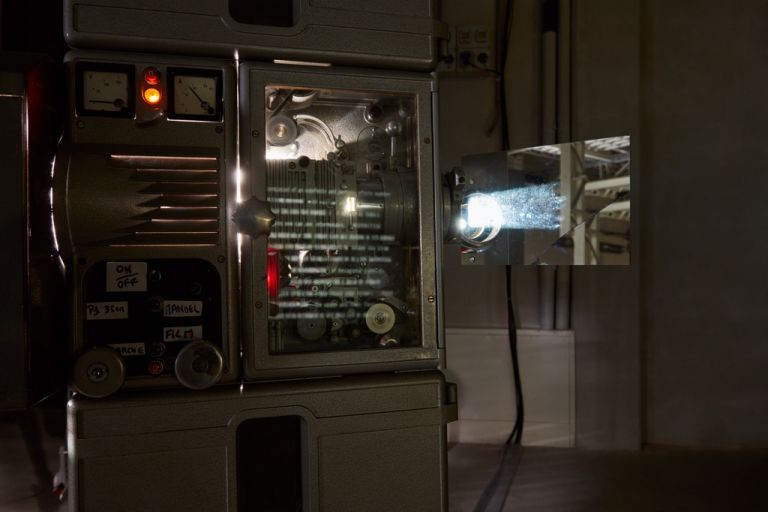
[541,0,559,144]
[555,266,571,329]
[558,0,572,143]
[541,31,558,144]
[556,0,573,330]
[538,266,556,330]
[572,141,586,264]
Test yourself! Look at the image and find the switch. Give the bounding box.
[457,27,473,45]
[475,27,489,44]
[148,342,166,358]
[148,360,165,376]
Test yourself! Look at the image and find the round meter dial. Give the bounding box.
[168,68,223,121]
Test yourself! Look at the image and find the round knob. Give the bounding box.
[233,196,276,239]
[174,340,224,390]
[72,347,126,398]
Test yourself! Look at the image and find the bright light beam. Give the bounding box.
[491,183,564,230]
[464,183,565,236]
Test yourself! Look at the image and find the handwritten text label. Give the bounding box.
[86,301,129,320]
[107,343,146,357]
[163,325,203,342]
[106,262,147,292]
[163,300,203,317]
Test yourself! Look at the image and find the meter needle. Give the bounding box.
[189,86,215,115]
[89,99,126,108]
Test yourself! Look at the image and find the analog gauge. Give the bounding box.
[76,63,135,118]
[168,68,223,121]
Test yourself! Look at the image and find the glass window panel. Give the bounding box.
[264,85,422,353]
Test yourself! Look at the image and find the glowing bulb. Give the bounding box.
[344,196,357,214]
[143,87,161,105]
[467,194,503,229]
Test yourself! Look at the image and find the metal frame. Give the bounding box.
[239,62,441,379]
[68,371,456,512]
[63,0,446,71]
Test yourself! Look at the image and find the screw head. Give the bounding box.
[424,136,431,144]
[217,255,226,263]
[215,125,223,134]
[427,295,435,303]
[77,120,85,129]
[252,130,260,137]
[255,301,263,309]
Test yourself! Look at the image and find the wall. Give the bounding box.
[439,0,643,451]
[439,0,507,331]
[440,0,551,331]
[447,328,575,447]
[641,0,768,449]
[569,0,642,450]
[442,0,768,452]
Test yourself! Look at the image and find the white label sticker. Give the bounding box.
[106,262,147,292]
[107,343,146,357]
[86,301,129,320]
[163,325,204,342]
[163,300,203,317]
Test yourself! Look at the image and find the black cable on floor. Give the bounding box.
[473,2,524,511]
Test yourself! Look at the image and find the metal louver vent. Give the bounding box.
[108,154,221,246]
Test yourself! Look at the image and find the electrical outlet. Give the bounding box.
[455,25,494,74]
[458,50,474,70]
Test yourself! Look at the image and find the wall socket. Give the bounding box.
[438,25,494,75]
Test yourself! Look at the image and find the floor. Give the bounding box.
[3,411,768,512]
[449,443,768,512]
[0,409,67,512]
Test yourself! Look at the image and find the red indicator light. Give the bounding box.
[143,67,160,85]
[148,360,165,376]
[267,248,280,300]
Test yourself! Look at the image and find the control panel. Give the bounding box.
[74,60,225,125]
[57,51,238,397]
[81,260,222,386]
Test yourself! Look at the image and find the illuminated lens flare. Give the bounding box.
[467,194,503,229]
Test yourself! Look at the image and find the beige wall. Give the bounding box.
[640,0,768,448]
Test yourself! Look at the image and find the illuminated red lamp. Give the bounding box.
[267,248,280,300]
[148,360,164,376]
[143,67,160,85]
[141,67,162,105]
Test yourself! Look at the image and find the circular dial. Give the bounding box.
[173,75,219,117]
[83,70,130,112]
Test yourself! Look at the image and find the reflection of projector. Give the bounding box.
[443,137,631,266]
